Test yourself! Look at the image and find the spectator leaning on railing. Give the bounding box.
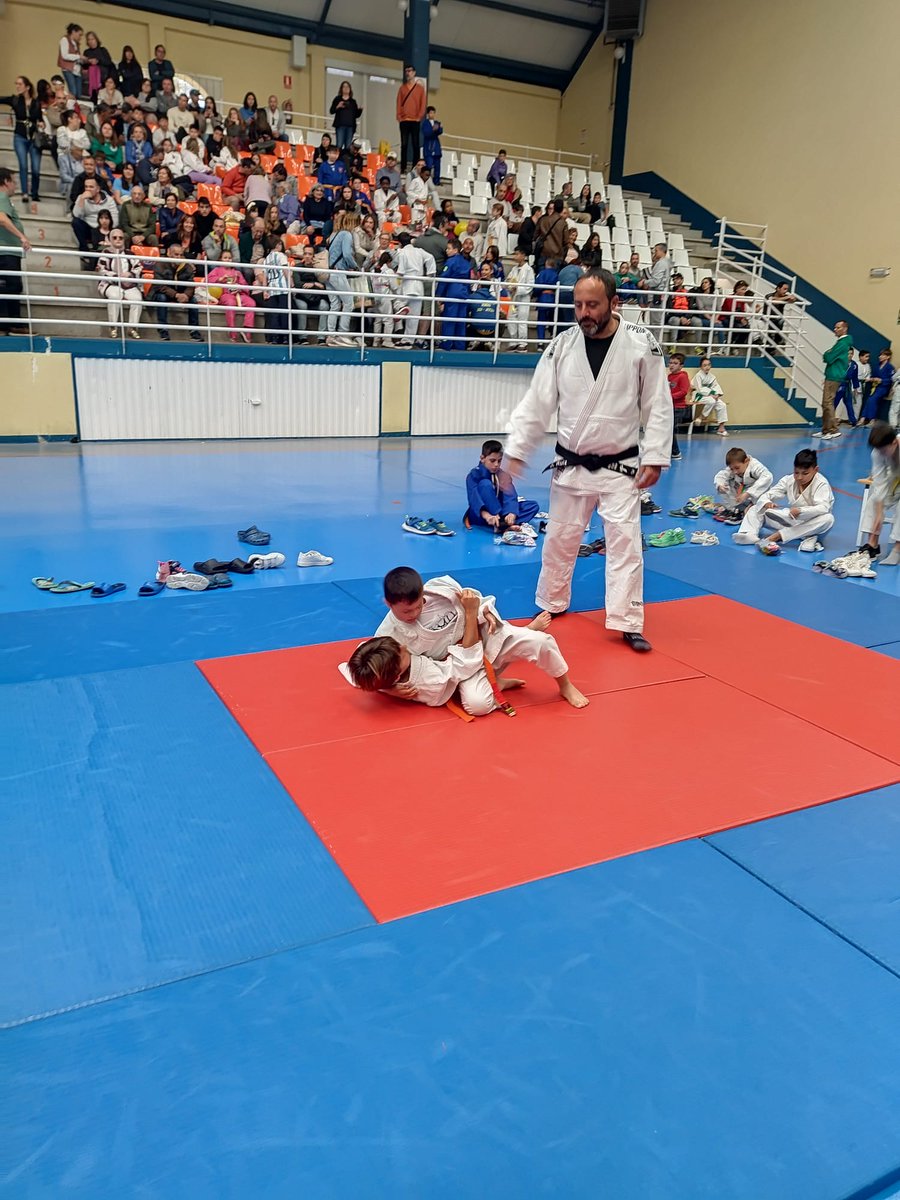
[0,167,31,334]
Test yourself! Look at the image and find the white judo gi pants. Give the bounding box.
[507,301,530,344]
[537,471,644,632]
[860,489,900,543]
[734,503,834,544]
[458,622,568,717]
[698,398,728,424]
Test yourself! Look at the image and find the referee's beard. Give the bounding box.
[578,309,614,338]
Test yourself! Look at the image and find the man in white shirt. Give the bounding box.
[394,231,435,345]
[639,242,672,341]
[168,95,194,138]
[733,448,835,553]
[71,177,119,265]
[463,219,484,265]
[265,95,286,139]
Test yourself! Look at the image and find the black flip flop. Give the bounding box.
[194,559,233,575]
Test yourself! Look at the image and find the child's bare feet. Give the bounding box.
[497,676,526,691]
[528,610,552,633]
[557,676,589,709]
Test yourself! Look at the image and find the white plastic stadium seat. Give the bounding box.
[470,194,488,215]
[453,178,472,198]
[589,172,606,198]
[553,165,570,192]
[627,213,646,233]
[680,266,695,286]
[471,181,491,198]
[668,232,685,250]
[606,184,623,206]
[626,198,643,216]
[632,230,649,248]
[571,168,587,192]
[673,248,690,268]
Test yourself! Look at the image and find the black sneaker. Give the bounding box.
[623,632,652,653]
[189,330,202,341]
[158,330,170,341]
[641,499,662,514]
[858,543,880,558]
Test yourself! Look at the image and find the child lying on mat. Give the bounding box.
[340,569,587,714]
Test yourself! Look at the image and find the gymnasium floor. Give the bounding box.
[2,425,900,1200]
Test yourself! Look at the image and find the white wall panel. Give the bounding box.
[75,360,379,440]
[411,367,557,437]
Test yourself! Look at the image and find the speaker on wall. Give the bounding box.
[602,0,646,41]
[291,35,308,69]
[428,59,441,90]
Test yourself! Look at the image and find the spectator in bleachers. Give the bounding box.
[168,94,194,139]
[210,132,238,175]
[125,122,152,164]
[506,246,534,351]
[581,231,602,269]
[495,175,520,219]
[394,230,436,347]
[329,80,363,151]
[691,275,723,346]
[764,280,799,351]
[239,215,268,265]
[440,198,457,226]
[193,195,215,240]
[247,111,276,155]
[224,108,245,146]
[353,212,378,266]
[148,45,174,94]
[2,76,44,203]
[483,244,504,281]
[380,153,404,196]
[198,97,220,136]
[91,119,123,168]
[302,182,334,244]
[69,153,104,206]
[148,242,199,340]
[115,164,138,202]
[221,158,252,208]
[406,166,433,229]
[534,256,560,341]
[508,201,525,235]
[414,213,449,276]
[83,33,115,100]
[486,149,508,195]
[554,181,574,210]
[363,229,397,271]
[151,115,170,148]
[486,203,508,253]
[183,137,219,187]
[135,79,158,116]
[157,192,180,246]
[94,207,115,251]
[516,205,541,257]
[239,92,258,124]
[57,142,85,198]
[311,132,333,172]
[171,213,201,260]
[333,184,365,220]
[256,233,290,345]
[719,280,751,351]
[156,78,178,116]
[202,216,238,261]
[40,77,70,151]
[421,105,443,184]
[462,219,484,263]
[58,24,86,99]
[264,95,286,141]
[373,175,401,224]
[436,237,473,351]
[72,176,118,266]
[571,184,593,224]
[118,183,157,247]
[135,144,163,191]
[147,164,184,205]
[615,260,636,296]
[466,260,503,347]
[92,151,117,196]
[534,199,567,270]
[325,210,360,346]
[556,249,583,334]
[96,227,142,338]
[317,145,348,198]
[368,251,399,345]
[117,46,143,103]
[0,168,30,334]
[264,202,286,240]
[397,64,426,174]
[589,192,609,226]
[290,243,328,343]
[639,242,671,341]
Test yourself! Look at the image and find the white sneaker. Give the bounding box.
[535,511,550,520]
[829,429,842,438]
[517,523,538,538]
[811,431,824,438]
[296,550,334,567]
[799,537,824,552]
[166,572,209,591]
[690,530,719,545]
[732,531,758,544]
[248,552,286,569]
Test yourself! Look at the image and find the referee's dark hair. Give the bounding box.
[573,268,617,300]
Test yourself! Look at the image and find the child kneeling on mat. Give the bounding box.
[464,440,541,531]
[340,566,587,713]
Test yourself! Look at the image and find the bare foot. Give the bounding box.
[558,678,589,709]
[497,676,526,692]
[528,611,552,632]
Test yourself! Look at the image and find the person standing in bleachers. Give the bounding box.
[421,106,443,185]
[396,65,426,175]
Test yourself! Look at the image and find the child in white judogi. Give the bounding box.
[714,446,774,512]
[692,357,729,435]
[733,448,834,552]
[340,567,587,714]
[505,247,535,351]
[859,421,900,565]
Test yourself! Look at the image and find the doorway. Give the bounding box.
[324,62,402,151]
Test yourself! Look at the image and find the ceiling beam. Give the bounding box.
[564,13,607,89]
[311,0,333,44]
[460,0,596,32]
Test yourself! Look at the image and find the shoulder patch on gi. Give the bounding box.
[629,323,663,355]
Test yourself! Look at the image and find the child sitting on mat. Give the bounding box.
[339,567,587,713]
[713,447,774,515]
[732,448,834,554]
[464,439,541,531]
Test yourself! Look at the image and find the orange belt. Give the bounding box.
[445,658,516,722]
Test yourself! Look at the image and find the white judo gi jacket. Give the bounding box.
[714,456,774,504]
[339,642,486,708]
[504,322,672,629]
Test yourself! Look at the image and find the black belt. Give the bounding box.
[544,442,640,478]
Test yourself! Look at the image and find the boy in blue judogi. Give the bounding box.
[464,439,540,530]
[436,239,474,350]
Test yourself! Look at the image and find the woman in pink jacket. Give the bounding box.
[205,249,256,342]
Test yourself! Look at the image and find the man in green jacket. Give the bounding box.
[816,319,851,440]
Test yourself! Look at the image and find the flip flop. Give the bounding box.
[206,573,233,589]
[49,580,96,594]
[32,577,56,590]
[90,582,127,598]
[138,580,165,597]
[193,559,233,575]
[228,558,256,575]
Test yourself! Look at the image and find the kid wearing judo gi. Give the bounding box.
[464,439,540,530]
[713,447,774,512]
[733,448,835,553]
[859,421,900,566]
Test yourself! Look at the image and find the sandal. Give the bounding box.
[32,576,56,590]
[48,580,96,594]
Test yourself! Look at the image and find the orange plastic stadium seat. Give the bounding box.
[296,175,313,198]
[197,183,222,204]
[284,233,309,253]
[273,142,291,159]
[294,145,313,163]
[259,154,277,174]
[399,205,412,225]
[283,158,301,177]
[178,201,198,215]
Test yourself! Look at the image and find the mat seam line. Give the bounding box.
[0,919,378,1030]
[702,839,900,987]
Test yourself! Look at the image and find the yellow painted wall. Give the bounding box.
[557,39,616,171]
[1,352,77,437]
[627,0,900,339]
[0,0,560,150]
[706,368,804,428]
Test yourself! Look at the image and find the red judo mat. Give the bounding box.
[199,598,900,921]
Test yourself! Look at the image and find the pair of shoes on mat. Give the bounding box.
[640,497,662,515]
[757,540,781,556]
[798,537,824,553]
[814,551,877,580]
[297,550,333,567]
[577,538,606,557]
[496,529,536,547]
[668,502,700,519]
[648,528,686,548]
[156,559,187,582]
[690,530,719,546]
[402,516,455,536]
[167,573,209,591]
[238,524,271,546]
[32,577,95,594]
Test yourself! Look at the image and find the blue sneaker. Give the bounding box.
[402,516,437,535]
[428,519,455,537]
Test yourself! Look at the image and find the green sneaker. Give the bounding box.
[648,527,686,548]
